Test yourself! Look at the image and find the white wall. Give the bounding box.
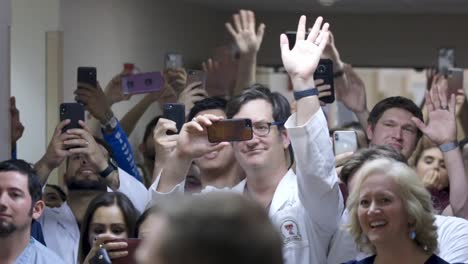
[0,0,11,161]
[11,0,61,163]
[61,0,231,153]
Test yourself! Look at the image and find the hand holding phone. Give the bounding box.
[108,239,141,264]
[163,103,185,134]
[187,69,206,90]
[207,119,253,143]
[333,130,358,156]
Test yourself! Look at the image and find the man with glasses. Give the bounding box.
[152,16,343,264]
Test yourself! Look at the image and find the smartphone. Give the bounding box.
[314,59,335,103]
[438,48,455,76]
[77,67,97,86]
[333,130,358,156]
[186,69,206,89]
[122,72,164,95]
[164,53,183,69]
[207,119,253,143]
[108,238,141,264]
[60,103,85,133]
[447,68,464,98]
[163,103,185,135]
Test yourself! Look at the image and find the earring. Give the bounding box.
[409,230,416,240]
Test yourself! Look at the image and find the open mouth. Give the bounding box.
[369,220,387,229]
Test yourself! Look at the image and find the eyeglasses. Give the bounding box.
[252,121,285,137]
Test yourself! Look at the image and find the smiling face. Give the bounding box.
[367,108,419,159]
[232,99,289,172]
[357,173,410,247]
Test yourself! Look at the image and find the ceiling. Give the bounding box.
[179,0,468,14]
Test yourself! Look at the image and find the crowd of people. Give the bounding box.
[2,9,468,264]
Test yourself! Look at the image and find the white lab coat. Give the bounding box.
[150,109,343,264]
[39,168,149,264]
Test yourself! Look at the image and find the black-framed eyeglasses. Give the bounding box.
[252,121,285,137]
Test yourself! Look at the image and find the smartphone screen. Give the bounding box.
[187,69,206,89]
[164,53,183,70]
[333,130,358,156]
[77,67,97,86]
[447,68,464,98]
[122,72,164,95]
[207,119,253,143]
[163,103,185,134]
[108,238,141,264]
[60,103,85,133]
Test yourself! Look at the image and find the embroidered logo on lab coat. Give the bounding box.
[280,219,302,243]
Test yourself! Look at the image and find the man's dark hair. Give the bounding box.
[45,184,67,202]
[367,96,423,139]
[226,84,291,130]
[79,192,140,261]
[340,145,407,186]
[142,116,162,144]
[157,193,283,264]
[225,84,294,167]
[188,97,227,121]
[0,159,42,205]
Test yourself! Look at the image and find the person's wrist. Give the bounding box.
[174,145,194,161]
[100,110,114,125]
[439,140,458,153]
[96,157,109,172]
[291,76,316,92]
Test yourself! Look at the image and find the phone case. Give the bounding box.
[122,72,164,95]
[77,67,97,86]
[333,130,358,156]
[165,53,183,69]
[207,119,253,143]
[110,239,141,264]
[60,103,85,133]
[447,68,463,98]
[187,69,206,90]
[163,103,186,134]
[314,59,335,104]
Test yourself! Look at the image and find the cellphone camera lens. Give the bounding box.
[317,65,326,74]
[334,134,339,140]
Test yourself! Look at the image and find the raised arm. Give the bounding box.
[226,10,265,96]
[154,114,229,193]
[281,15,343,231]
[412,77,468,219]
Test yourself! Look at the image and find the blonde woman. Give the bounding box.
[344,158,460,264]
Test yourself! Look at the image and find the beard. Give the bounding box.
[66,178,107,191]
[0,221,16,237]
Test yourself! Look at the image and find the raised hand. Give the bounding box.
[321,31,344,70]
[75,82,114,124]
[164,68,187,96]
[337,64,367,113]
[65,121,109,172]
[104,74,132,105]
[10,96,24,146]
[177,82,208,116]
[202,58,228,97]
[176,114,229,159]
[412,76,457,145]
[225,10,265,56]
[153,118,179,165]
[280,16,330,89]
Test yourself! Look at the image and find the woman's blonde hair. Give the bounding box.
[346,158,438,254]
